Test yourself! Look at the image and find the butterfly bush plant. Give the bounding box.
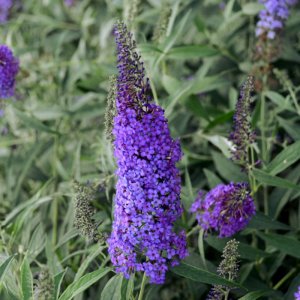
[0,1,299,300]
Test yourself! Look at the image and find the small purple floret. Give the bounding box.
[295,286,300,300]
[256,0,298,39]
[108,21,187,284]
[190,183,255,238]
[0,45,19,98]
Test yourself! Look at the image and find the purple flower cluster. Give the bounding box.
[256,0,298,39]
[107,21,187,284]
[295,286,300,300]
[229,76,255,171]
[0,45,19,98]
[0,0,12,24]
[190,183,255,237]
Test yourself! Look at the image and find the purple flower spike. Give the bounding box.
[295,286,300,300]
[0,0,12,24]
[190,183,255,238]
[0,45,19,98]
[256,0,298,39]
[229,76,255,171]
[108,21,187,285]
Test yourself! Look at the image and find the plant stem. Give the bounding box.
[224,290,230,300]
[138,272,147,300]
[274,268,297,290]
[187,225,200,237]
[261,80,269,217]
[198,228,207,270]
[288,87,300,115]
[260,91,267,163]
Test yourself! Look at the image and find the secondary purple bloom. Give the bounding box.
[0,0,12,23]
[108,21,187,284]
[295,286,300,300]
[190,183,255,237]
[0,45,19,98]
[229,76,255,171]
[256,0,298,39]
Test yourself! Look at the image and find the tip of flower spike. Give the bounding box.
[229,76,255,171]
[113,19,151,112]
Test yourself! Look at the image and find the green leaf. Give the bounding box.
[242,3,264,15]
[248,212,290,230]
[162,74,182,95]
[190,75,228,95]
[14,108,60,135]
[100,274,123,300]
[21,257,33,300]
[202,135,232,158]
[265,91,294,112]
[257,232,300,259]
[266,141,300,175]
[166,45,219,59]
[0,255,16,283]
[212,151,248,182]
[171,261,246,290]
[252,169,300,190]
[203,168,223,189]
[75,245,106,280]
[54,270,67,300]
[277,116,300,140]
[58,268,111,300]
[205,111,234,131]
[205,236,269,261]
[239,290,271,300]
[125,276,134,300]
[185,96,210,120]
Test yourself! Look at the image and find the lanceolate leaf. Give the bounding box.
[171,261,246,290]
[20,257,33,300]
[58,268,111,300]
[266,141,300,175]
[54,270,67,300]
[100,274,123,300]
[257,232,300,259]
[239,290,271,300]
[0,255,16,283]
[205,236,269,261]
[252,169,300,190]
[248,212,290,230]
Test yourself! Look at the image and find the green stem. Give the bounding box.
[186,226,200,237]
[260,82,269,217]
[224,290,230,300]
[260,91,267,163]
[288,87,300,115]
[198,229,207,270]
[138,273,148,300]
[273,268,297,290]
